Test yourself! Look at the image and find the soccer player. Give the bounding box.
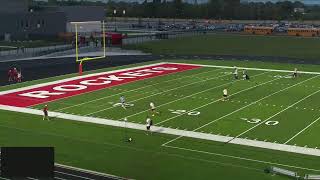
[120,95,126,109]
[146,116,153,135]
[292,68,298,78]
[222,88,228,101]
[43,105,49,121]
[242,70,250,80]
[150,102,159,116]
[233,66,238,80]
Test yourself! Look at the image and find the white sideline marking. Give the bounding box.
[1,105,320,157]
[161,75,319,146]
[85,71,231,116]
[168,62,320,75]
[284,116,320,144]
[0,62,167,95]
[163,144,320,172]
[232,84,320,142]
[55,67,222,111]
[123,72,268,121]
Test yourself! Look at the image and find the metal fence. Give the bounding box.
[123,30,208,45]
[0,44,73,60]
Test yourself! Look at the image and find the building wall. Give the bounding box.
[57,6,105,22]
[0,12,67,40]
[0,0,28,13]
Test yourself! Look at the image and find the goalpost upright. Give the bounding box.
[71,21,106,75]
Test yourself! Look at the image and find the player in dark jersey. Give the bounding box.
[43,105,49,121]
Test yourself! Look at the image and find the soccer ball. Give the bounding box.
[128,137,132,142]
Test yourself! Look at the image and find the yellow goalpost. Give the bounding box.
[71,21,106,75]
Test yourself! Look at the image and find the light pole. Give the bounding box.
[113,9,126,32]
[113,9,117,32]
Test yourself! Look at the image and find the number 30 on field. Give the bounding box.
[169,109,201,116]
[241,118,279,126]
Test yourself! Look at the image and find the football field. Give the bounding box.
[1,60,320,179]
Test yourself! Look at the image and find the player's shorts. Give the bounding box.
[293,73,297,77]
[44,111,48,116]
[146,125,151,130]
[223,94,228,97]
[151,108,155,111]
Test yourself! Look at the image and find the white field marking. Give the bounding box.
[54,171,94,180]
[157,72,281,126]
[55,67,222,111]
[232,84,320,142]
[163,144,320,172]
[1,105,320,157]
[125,72,269,122]
[55,163,130,180]
[284,116,320,144]
[167,62,320,75]
[160,75,319,145]
[0,62,167,95]
[54,177,67,180]
[85,72,232,116]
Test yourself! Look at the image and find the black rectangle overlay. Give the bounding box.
[1,147,54,178]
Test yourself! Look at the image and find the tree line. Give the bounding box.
[29,0,320,20]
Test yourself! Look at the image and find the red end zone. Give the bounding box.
[0,63,201,107]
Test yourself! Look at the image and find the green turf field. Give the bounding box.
[125,34,320,60]
[1,60,320,180]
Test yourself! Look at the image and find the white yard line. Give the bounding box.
[85,72,232,116]
[161,75,319,146]
[1,105,320,157]
[231,84,320,142]
[167,62,320,75]
[163,144,320,172]
[124,72,268,121]
[55,68,222,111]
[284,116,320,144]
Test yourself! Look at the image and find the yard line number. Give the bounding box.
[241,118,279,126]
[169,109,201,116]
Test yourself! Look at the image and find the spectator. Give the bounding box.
[8,68,13,82]
[12,67,18,82]
[17,70,22,83]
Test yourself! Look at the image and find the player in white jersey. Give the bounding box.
[292,68,298,78]
[233,66,238,80]
[242,70,250,80]
[146,116,153,135]
[150,102,159,116]
[120,95,126,109]
[222,88,228,101]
